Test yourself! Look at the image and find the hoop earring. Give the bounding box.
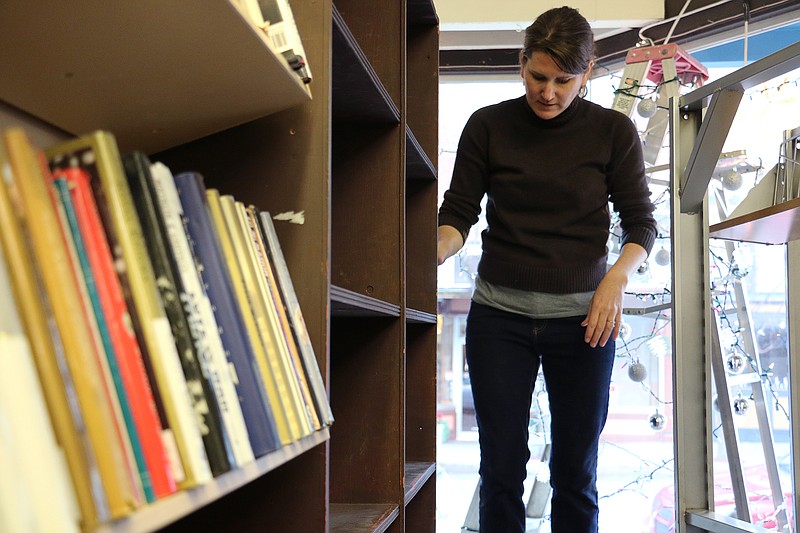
[579,85,588,98]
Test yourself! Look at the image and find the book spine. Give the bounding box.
[173,171,280,456]
[45,131,211,488]
[258,209,334,424]
[0,144,108,529]
[0,239,81,533]
[52,177,151,504]
[149,162,255,467]
[59,166,178,499]
[5,128,138,518]
[206,189,293,445]
[225,196,312,437]
[123,152,231,477]
[52,152,184,487]
[241,202,320,432]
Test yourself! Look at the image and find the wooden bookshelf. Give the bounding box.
[330,504,400,533]
[332,6,400,124]
[331,285,402,317]
[0,1,310,155]
[404,462,437,503]
[94,430,329,533]
[0,0,439,531]
[407,126,438,181]
[405,3,439,532]
[709,197,800,244]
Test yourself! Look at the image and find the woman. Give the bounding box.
[437,7,657,533]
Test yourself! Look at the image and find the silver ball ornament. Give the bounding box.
[722,170,743,191]
[654,248,670,267]
[628,361,648,383]
[637,261,649,275]
[733,396,749,415]
[637,98,658,118]
[725,353,745,375]
[649,412,666,431]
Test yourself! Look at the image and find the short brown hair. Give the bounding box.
[522,6,595,74]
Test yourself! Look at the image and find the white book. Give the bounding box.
[0,241,80,533]
[150,162,255,466]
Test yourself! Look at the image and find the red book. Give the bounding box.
[56,167,177,499]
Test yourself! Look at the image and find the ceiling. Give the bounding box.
[436,0,664,50]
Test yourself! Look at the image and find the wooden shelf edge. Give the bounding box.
[406,126,437,181]
[331,285,401,318]
[404,461,437,504]
[406,308,437,324]
[329,503,400,533]
[332,6,400,124]
[94,429,330,533]
[708,197,800,244]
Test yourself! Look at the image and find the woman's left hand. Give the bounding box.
[581,271,625,348]
[581,242,648,348]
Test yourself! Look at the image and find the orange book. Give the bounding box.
[56,167,178,500]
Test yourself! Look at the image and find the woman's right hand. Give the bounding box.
[437,225,465,265]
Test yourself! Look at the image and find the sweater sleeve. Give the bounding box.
[607,114,658,255]
[438,110,491,243]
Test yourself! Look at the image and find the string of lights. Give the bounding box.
[709,246,791,420]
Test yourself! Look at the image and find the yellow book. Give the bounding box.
[45,131,211,489]
[235,200,319,432]
[0,147,94,531]
[226,196,314,436]
[3,128,137,519]
[205,189,297,444]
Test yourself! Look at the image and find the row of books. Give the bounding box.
[0,128,333,533]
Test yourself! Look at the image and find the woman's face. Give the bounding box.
[520,51,592,120]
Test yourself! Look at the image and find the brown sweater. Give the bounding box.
[438,95,657,294]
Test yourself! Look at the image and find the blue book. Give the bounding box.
[172,171,280,455]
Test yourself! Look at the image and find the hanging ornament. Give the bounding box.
[649,411,666,431]
[637,97,658,118]
[722,169,743,191]
[627,360,648,382]
[654,247,670,267]
[725,352,745,375]
[733,394,749,416]
[637,261,649,275]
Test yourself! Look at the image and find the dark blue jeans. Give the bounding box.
[465,302,615,533]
